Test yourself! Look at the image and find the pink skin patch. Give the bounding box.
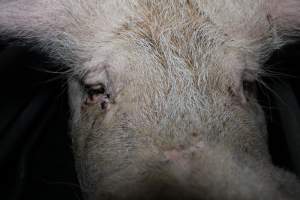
[164,142,205,170]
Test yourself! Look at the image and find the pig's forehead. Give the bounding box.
[117,1,272,47]
[74,0,273,86]
[109,0,271,73]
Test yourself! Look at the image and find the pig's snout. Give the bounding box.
[96,143,208,200]
[95,139,291,200]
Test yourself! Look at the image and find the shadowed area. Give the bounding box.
[260,41,300,176]
[0,41,82,200]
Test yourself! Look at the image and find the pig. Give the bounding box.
[0,0,300,199]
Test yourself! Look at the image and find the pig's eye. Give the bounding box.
[83,83,111,108]
[85,84,106,96]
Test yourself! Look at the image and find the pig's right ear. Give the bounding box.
[0,0,78,63]
[267,0,300,40]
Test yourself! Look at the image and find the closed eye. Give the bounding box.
[84,83,106,96]
[82,82,111,107]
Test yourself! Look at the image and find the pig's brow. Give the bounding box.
[72,66,107,83]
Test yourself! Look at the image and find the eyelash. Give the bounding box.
[84,83,106,96]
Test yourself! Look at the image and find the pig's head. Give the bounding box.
[1,0,300,199]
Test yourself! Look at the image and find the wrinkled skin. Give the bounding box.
[1,0,300,199]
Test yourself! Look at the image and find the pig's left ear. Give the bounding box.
[0,1,80,63]
[267,0,300,40]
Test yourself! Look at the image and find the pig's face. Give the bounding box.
[1,0,300,199]
[69,48,269,199]
[68,2,296,199]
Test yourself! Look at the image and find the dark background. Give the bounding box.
[0,42,82,200]
[0,40,299,200]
